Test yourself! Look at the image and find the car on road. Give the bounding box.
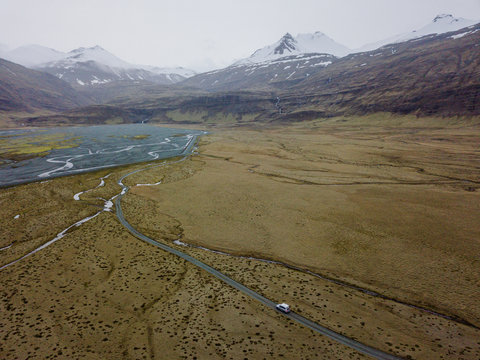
[276,303,291,313]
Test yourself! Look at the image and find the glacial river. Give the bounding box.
[0,124,204,187]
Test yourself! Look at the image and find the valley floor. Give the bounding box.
[1,116,480,359]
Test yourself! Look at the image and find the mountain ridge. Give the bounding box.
[354,14,478,53]
[1,44,196,89]
[182,15,480,93]
[2,13,480,127]
[0,57,92,113]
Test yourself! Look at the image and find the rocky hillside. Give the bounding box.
[182,15,479,94]
[180,22,480,120]
[183,53,337,91]
[281,23,480,118]
[0,58,92,113]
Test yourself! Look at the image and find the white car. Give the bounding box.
[276,303,291,313]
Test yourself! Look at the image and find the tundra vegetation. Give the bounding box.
[1,116,479,359]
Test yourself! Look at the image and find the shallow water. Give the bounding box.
[0,124,204,187]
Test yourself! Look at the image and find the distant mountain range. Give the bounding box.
[0,14,479,125]
[0,44,196,88]
[184,14,479,91]
[110,19,480,125]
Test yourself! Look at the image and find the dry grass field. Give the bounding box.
[1,116,480,359]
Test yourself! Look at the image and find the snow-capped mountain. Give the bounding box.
[2,44,65,67]
[236,32,350,65]
[63,45,132,69]
[41,45,196,87]
[183,15,480,93]
[1,44,195,87]
[184,30,348,91]
[356,14,478,52]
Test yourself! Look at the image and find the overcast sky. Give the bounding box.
[1,0,479,71]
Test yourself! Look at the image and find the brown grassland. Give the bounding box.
[1,115,480,359]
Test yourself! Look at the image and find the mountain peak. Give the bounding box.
[274,33,297,55]
[236,31,350,65]
[69,45,106,54]
[433,14,454,23]
[69,46,86,54]
[63,45,132,69]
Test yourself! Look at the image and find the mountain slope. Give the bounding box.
[279,23,480,118]
[356,14,478,52]
[107,23,480,125]
[182,31,345,91]
[0,58,92,112]
[182,18,480,100]
[183,53,337,91]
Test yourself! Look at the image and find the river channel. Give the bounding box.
[0,124,204,187]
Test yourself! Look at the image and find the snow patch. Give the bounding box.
[5,67,17,76]
[73,191,84,201]
[136,181,162,187]
[311,61,332,67]
[450,29,479,39]
[173,239,188,247]
[104,200,114,211]
[286,71,296,79]
[90,78,111,85]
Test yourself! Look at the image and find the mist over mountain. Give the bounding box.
[0,13,479,125]
[1,44,196,88]
[2,44,65,67]
[181,14,479,92]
